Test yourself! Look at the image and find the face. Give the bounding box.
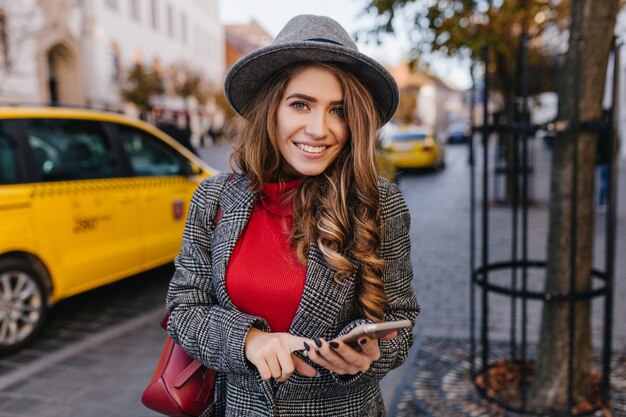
[275,66,349,178]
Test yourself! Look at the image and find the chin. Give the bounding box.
[295,166,328,177]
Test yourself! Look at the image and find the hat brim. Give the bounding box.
[224,41,399,127]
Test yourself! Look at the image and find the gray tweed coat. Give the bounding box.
[166,173,419,417]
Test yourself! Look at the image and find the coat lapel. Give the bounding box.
[211,175,255,309]
[289,245,357,338]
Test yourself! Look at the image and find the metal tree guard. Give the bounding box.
[469,36,618,416]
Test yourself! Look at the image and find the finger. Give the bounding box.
[380,330,398,341]
[318,341,362,374]
[266,355,283,380]
[307,347,345,374]
[308,340,356,375]
[276,347,295,382]
[357,337,381,362]
[288,336,314,352]
[255,360,272,381]
[293,355,318,378]
[327,340,371,373]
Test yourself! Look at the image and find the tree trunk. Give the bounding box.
[530,0,619,410]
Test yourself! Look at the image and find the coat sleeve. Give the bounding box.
[333,178,420,385]
[165,175,269,375]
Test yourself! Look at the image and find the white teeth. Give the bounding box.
[296,143,327,153]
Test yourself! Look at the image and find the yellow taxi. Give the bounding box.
[381,124,445,170]
[376,150,397,183]
[0,107,215,353]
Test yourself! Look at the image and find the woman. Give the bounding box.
[166,14,419,417]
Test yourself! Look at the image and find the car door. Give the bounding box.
[0,119,36,259]
[22,118,143,298]
[113,124,197,267]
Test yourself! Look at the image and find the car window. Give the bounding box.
[115,125,187,177]
[0,121,19,184]
[392,132,428,142]
[24,119,120,181]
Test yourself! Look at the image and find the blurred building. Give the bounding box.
[388,62,468,135]
[0,0,224,136]
[224,19,272,68]
[612,8,626,160]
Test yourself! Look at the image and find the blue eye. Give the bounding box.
[290,102,309,111]
[331,107,345,117]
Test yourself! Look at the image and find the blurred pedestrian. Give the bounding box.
[157,113,197,155]
[596,110,611,212]
[166,14,419,416]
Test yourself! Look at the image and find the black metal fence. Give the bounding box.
[468,35,619,415]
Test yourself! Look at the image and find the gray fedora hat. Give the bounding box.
[224,14,399,127]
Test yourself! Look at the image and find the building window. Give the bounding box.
[129,0,140,21]
[150,0,159,30]
[108,43,121,82]
[180,13,187,43]
[0,10,8,68]
[166,4,174,38]
[105,0,118,10]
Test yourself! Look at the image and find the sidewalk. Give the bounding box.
[388,138,626,416]
[0,307,165,417]
[391,337,626,417]
[0,264,174,417]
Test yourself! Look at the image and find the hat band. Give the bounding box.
[305,38,344,46]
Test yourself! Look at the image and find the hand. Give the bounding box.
[304,331,397,375]
[245,327,318,382]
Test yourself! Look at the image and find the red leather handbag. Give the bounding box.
[141,316,216,417]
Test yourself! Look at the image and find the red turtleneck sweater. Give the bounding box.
[225,179,306,333]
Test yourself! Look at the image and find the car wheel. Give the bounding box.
[0,258,49,355]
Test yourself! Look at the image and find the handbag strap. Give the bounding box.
[174,360,204,388]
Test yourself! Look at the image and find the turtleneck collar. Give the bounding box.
[261,178,303,215]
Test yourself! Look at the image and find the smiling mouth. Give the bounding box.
[296,143,327,154]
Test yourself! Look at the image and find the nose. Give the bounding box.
[304,110,328,139]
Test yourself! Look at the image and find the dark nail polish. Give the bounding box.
[303,342,310,351]
[329,341,339,349]
[313,336,322,348]
[359,338,368,346]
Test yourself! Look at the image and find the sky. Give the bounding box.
[218,0,472,90]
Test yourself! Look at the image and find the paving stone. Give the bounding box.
[0,398,42,414]
[65,404,118,417]
[392,337,626,417]
[30,403,74,417]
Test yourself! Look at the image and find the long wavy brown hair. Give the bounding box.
[230,62,388,321]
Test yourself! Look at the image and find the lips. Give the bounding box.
[296,143,327,154]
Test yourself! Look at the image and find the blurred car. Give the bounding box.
[445,121,473,144]
[376,150,397,183]
[381,125,445,170]
[0,106,215,353]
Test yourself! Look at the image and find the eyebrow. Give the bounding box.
[285,93,343,106]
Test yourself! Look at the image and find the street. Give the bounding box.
[0,140,625,416]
